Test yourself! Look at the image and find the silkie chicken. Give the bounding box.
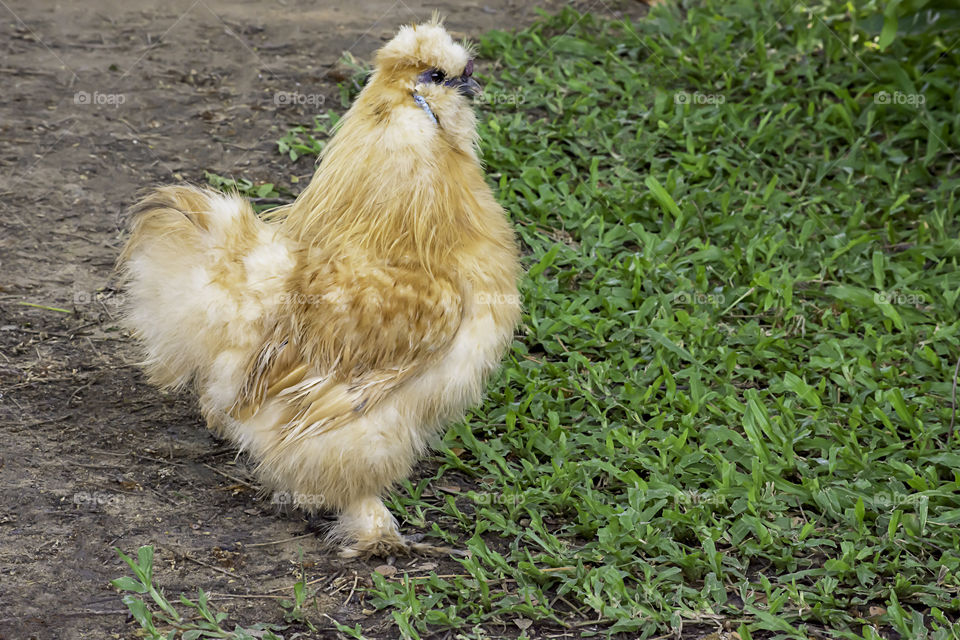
[119,18,520,557]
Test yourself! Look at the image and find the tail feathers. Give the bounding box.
[119,185,258,267]
[119,185,294,401]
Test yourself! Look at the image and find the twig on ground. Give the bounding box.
[180,552,240,578]
[202,462,256,488]
[246,532,317,547]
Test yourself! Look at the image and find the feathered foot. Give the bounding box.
[336,495,468,558]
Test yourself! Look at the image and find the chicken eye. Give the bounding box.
[429,69,446,83]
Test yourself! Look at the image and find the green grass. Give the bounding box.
[116,1,960,637]
[111,546,287,639]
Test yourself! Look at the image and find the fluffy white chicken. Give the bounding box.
[119,18,520,556]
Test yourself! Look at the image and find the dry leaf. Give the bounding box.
[435,485,462,494]
[514,617,532,631]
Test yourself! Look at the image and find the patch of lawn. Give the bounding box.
[117,1,960,638]
[381,2,960,637]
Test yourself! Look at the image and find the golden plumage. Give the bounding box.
[118,18,520,556]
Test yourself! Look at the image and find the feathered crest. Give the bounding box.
[375,14,472,76]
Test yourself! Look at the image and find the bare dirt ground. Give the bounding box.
[0,1,648,638]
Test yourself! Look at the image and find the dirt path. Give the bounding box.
[0,1,644,638]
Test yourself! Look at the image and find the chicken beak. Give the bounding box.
[451,76,482,99]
